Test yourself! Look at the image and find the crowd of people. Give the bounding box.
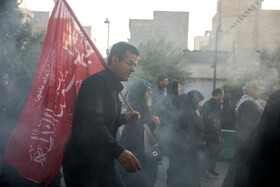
[0,42,279,187]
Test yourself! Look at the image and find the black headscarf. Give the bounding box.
[166,80,179,97]
[176,90,204,134]
[164,80,180,110]
[120,79,155,164]
[127,79,151,116]
[179,90,204,111]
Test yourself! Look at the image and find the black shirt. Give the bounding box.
[201,98,221,143]
[63,68,127,178]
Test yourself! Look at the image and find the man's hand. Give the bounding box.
[125,111,140,124]
[196,110,201,117]
[219,136,224,147]
[117,150,141,173]
[153,116,160,126]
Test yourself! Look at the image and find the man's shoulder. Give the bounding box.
[203,99,212,107]
[202,98,218,112]
[153,87,164,94]
[83,70,106,84]
[239,100,259,111]
[79,70,108,93]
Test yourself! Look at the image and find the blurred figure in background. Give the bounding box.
[234,81,263,150]
[120,79,160,187]
[201,88,224,176]
[154,80,181,187]
[222,89,280,187]
[222,81,264,187]
[166,90,204,187]
[155,80,181,154]
[234,89,280,186]
[151,75,168,115]
[220,97,235,130]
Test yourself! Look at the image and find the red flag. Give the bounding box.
[2,0,107,184]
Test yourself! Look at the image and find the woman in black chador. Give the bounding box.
[120,79,160,187]
[232,89,280,187]
[166,90,204,187]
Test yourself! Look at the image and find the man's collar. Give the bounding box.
[104,68,123,92]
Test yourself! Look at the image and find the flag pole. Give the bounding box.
[120,92,134,112]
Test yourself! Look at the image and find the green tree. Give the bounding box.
[0,0,45,78]
[130,39,191,87]
[258,48,280,82]
[222,67,259,105]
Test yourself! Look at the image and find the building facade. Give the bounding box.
[209,0,280,67]
[129,11,189,50]
[194,31,211,51]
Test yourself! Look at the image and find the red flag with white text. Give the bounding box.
[2,0,107,184]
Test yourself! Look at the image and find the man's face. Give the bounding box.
[217,91,224,102]
[110,51,138,81]
[220,92,224,102]
[160,78,168,88]
[248,88,260,100]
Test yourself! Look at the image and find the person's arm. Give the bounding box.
[213,119,224,147]
[116,111,140,128]
[146,116,160,131]
[213,101,224,147]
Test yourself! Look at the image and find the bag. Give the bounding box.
[143,124,162,162]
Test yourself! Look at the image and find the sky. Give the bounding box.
[26,0,280,56]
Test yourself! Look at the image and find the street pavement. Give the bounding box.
[60,160,230,187]
[201,161,230,187]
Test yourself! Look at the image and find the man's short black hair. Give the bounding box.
[157,74,167,84]
[107,42,139,65]
[212,88,223,96]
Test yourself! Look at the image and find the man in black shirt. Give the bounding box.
[63,42,141,187]
[151,74,168,114]
[201,88,224,176]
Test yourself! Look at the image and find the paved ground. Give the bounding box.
[201,161,230,187]
[60,159,230,187]
[1,153,230,187]
[153,157,230,187]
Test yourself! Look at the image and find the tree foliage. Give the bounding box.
[223,47,280,104]
[0,0,45,79]
[222,68,259,105]
[258,48,280,80]
[130,39,191,87]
